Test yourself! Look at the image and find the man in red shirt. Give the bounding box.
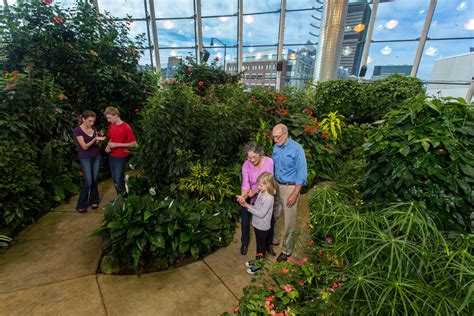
[104,106,137,195]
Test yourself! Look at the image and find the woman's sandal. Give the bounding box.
[91,204,99,210]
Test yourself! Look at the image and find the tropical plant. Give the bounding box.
[177,161,235,202]
[319,111,345,141]
[175,56,241,96]
[1,0,155,124]
[94,194,239,273]
[308,183,473,315]
[363,96,474,232]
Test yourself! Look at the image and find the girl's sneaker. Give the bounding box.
[245,260,254,268]
[247,265,261,275]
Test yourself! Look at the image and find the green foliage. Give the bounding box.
[361,74,425,122]
[177,161,234,202]
[1,0,155,124]
[363,96,474,231]
[136,83,261,188]
[94,194,239,273]
[0,71,79,235]
[312,79,363,122]
[311,75,425,123]
[175,56,241,96]
[0,140,44,235]
[308,183,473,315]
[237,252,345,315]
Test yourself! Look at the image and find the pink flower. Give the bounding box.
[297,260,302,266]
[43,0,53,4]
[134,108,139,112]
[303,257,308,262]
[198,81,204,86]
[234,305,240,313]
[284,284,292,293]
[326,237,333,243]
[6,83,14,90]
[53,16,64,24]
[282,267,289,273]
[299,280,304,286]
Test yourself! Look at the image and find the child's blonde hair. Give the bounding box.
[257,172,276,196]
[104,106,120,116]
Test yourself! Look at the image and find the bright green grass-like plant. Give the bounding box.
[309,183,473,315]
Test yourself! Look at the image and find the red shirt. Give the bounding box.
[107,122,136,157]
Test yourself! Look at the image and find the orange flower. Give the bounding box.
[282,267,289,273]
[58,94,68,101]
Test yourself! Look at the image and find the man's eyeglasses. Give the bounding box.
[273,134,283,140]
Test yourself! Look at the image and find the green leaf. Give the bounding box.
[144,210,153,221]
[421,141,430,152]
[107,221,123,229]
[191,245,199,259]
[459,163,474,177]
[399,145,410,157]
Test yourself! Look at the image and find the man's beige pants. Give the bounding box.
[273,183,299,255]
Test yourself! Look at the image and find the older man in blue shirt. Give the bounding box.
[271,123,307,262]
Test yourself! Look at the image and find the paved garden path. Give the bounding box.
[0,179,310,316]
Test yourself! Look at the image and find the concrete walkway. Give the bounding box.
[0,179,310,316]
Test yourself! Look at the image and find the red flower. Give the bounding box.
[284,284,292,293]
[299,280,304,286]
[43,0,53,4]
[214,56,220,61]
[198,81,204,86]
[53,16,64,24]
[6,83,14,90]
[322,132,329,139]
[170,78,176,83]
[233,305,240,313]
[187,66,193,72]
[278,108,288,116]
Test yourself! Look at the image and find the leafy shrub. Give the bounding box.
[360,74,425,122]
[311,79,363,122]
[237,249,345,315]
[308,183,473,315]
[94,194,239,273]
[177,161,234,202]
[1,0,155,124]
[136,83,260,188]
[0,140,44,235]
[0,71,79,235]
[175,56,241,96]
[363,96,474,231]
[310,75,425,123]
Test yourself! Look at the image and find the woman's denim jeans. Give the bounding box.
[109,156,127,195]
[76,155,101,210]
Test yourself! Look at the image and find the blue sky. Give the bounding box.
[5,0,474,80]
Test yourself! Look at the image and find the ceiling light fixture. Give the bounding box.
[384,19,398,30]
